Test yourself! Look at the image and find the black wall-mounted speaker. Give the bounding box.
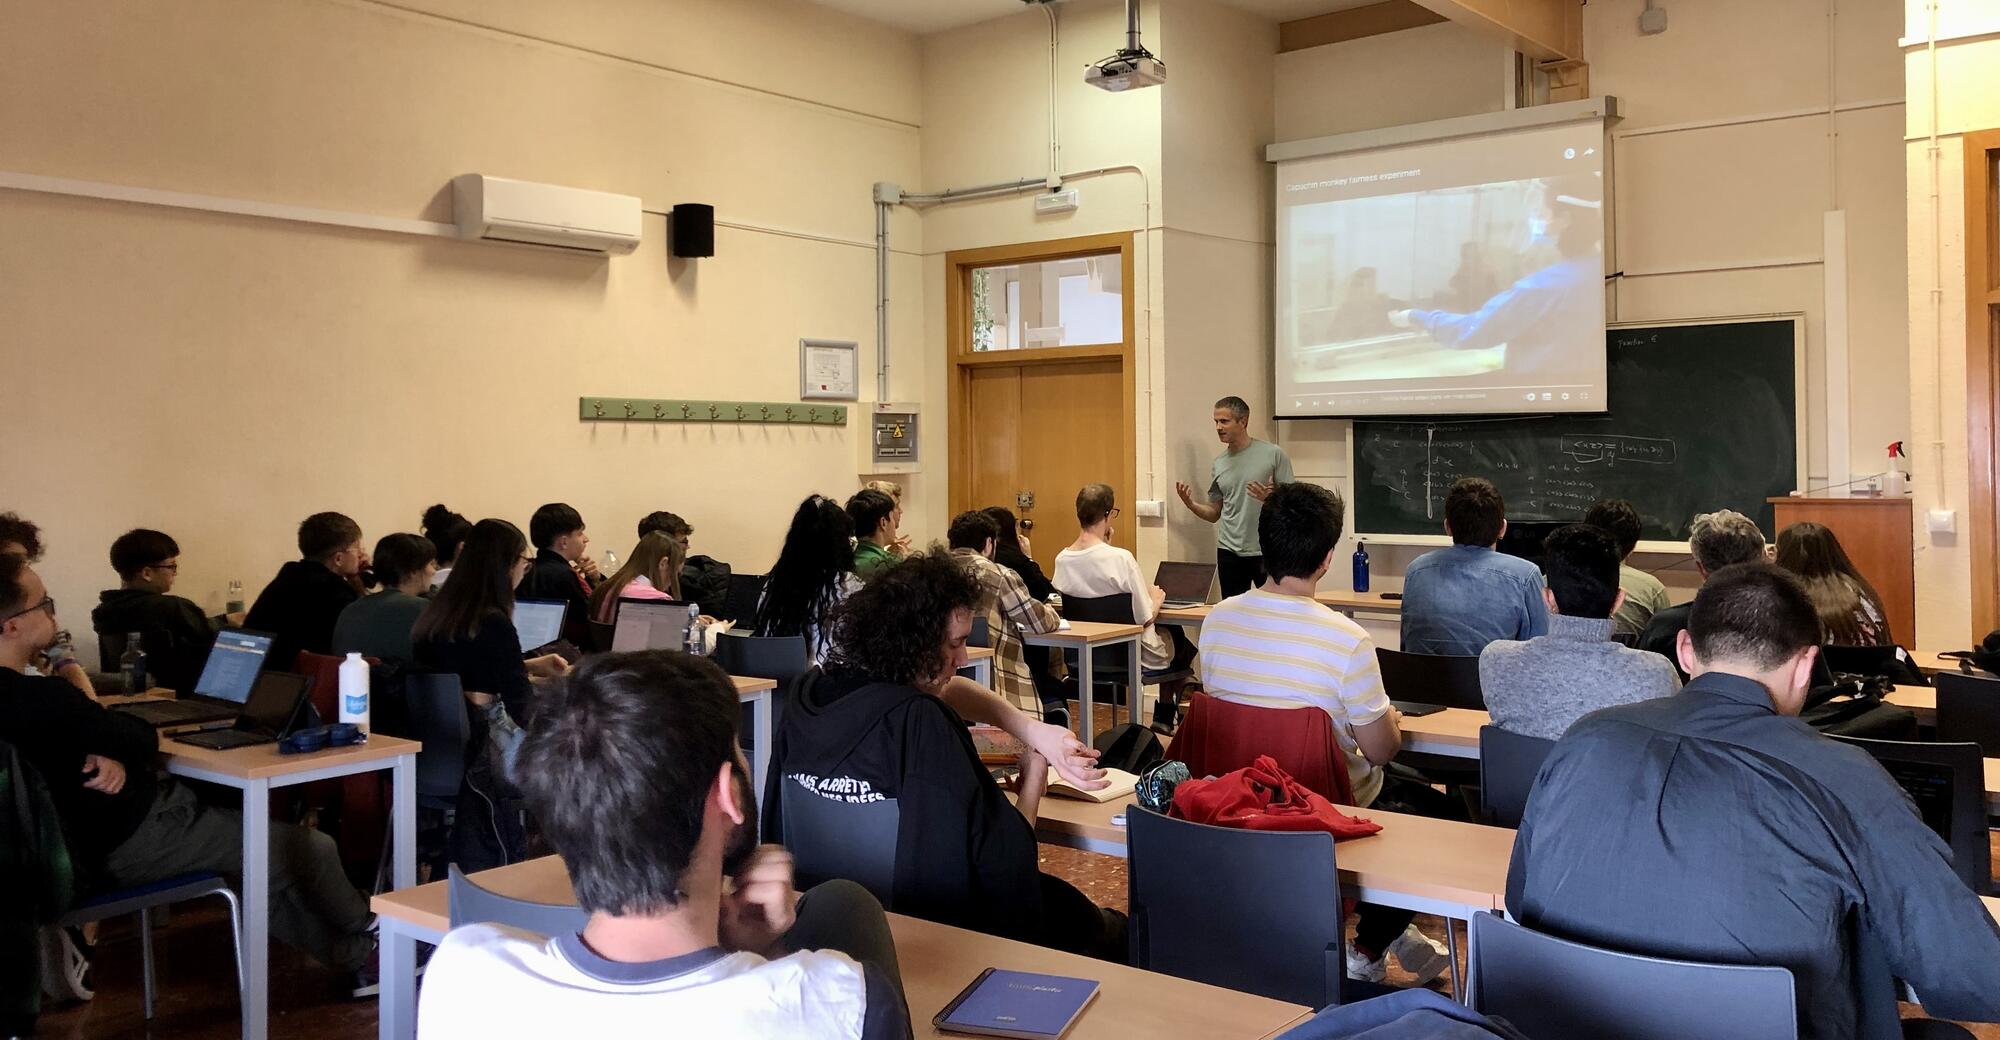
[671,203,714,258]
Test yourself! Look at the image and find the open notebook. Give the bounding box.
[1044,766,1140,803]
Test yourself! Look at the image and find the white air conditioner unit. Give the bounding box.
[452,174,642,255]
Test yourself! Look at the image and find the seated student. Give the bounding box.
[245,511,365,668]
[765,551,1122,959]
[0,556,378,994]
[946,511,1061,716]
[0,512,43,559]
[1478,524,1680,741]
[91,528,220,691]
[1400,478,1547,657]
[751,496,862,665]
[1582,498,1671,638]
[1195,482,1452,986]
[1052,484,1197,730]
[981,506,1054,601]
[846,490,901,582]
[331,533,436,664]
[422,505,472,591]
[414,519,569,871]
[1775,521,1894,647]
[588,531,687,624]
[638,509,692,546]
[420,649,910,1040]
[515,503,599,645]
[862,481,913,556]
[1507,564,2000,1039]
[1635,509,1766,675]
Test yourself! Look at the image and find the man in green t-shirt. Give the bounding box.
[1176,396,1295,597]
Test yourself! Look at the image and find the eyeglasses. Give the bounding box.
[518,552,536,564]
[1,596,55,625]
[149,562,179,573]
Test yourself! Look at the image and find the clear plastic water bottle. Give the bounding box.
[120,632,148,692]
[338,652,371,733]
[226,579,245,615]
[601,548,619,571]
[1351,542,1371,594]
[683,603,707,657]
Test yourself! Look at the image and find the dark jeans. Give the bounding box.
[1036,872,1128,962]
[1352,773,1469,958]
[101,778,375,972]
[1217,549,1264,598]
[783,879,905,998]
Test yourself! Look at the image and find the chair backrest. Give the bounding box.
[778,781,899,908]
[721,573,766,625]
[1375,648,1485,710]
[1173,693,1354,805]
[712,631,811,687]
[1935,671,2000,758]
[448,865,588,936]
[1468,911,1797,1040]
[1829,734,1992,895]
[1058,592,1135,625]
[404,672,471,802]
[294,650,346,723]
[1127,805,1346,1008]
[97,631,129,674]
[1478,725,1557,828]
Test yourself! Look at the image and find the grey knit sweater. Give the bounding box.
[1478,613,1683,741]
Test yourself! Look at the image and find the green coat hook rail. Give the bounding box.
[579,397,847,426]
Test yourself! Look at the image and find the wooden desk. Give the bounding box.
[1024,622,1146,744]
[1316,591,1406,616]
[730,674,778,800]
[368,856,1313,1040]
[1156,603,1210,627]
[156,730,420,1040]
[1986,895,2000,929]
[1770,496,1916,649]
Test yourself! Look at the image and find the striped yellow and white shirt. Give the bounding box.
[1197,587,1392,806]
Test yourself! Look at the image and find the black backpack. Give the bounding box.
[679,556,733,617]
[1092,723,1166,774]
[1799,676,1919,740]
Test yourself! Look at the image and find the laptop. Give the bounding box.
[111,627,276,728]
[612,598,688,653]
[512,598,580,661]
[1154,561,1217,609]
[171,671,317,751]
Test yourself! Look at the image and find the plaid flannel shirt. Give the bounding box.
[951,548,1061,712]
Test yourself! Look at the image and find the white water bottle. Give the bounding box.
[338,652,370,732]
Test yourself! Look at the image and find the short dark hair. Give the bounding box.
[371,533,437,588]
[1541,524,1621,618]
[110,529,180,580]
[1444,478,1505,547]
[845,490,896,540]
[529,503,586,550]
[947,511,1000,551]
[1583,499,1643,558]
[982,506,1025,554]
[1214,396,1249,420]
[0,514,43,561]
[421,505,472,567]
[1688,563,1820,671]
[1687,510,1767,574]
[638,511,692,541]
[298,512,362,561]
[0,555,30,614]
[1076,483,1116,526]
[1260,483,1343,581]
[826,550,980,687]
[518,651,742,915]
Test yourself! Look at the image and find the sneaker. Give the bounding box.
[345,936,381,1000]
[37,925,93,1003]
[1343,945,1387,984]
[1387,925,1451,987]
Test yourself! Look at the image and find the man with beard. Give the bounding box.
[419,651,911,1040]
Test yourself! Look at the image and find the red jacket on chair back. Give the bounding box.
[1169,755,1381,840]
[1172,692,1359,805]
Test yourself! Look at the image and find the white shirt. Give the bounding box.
[1052,541,1172,669]
[418,924,894,1040]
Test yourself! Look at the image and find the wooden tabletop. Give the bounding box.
[160,730,420,780]
[1032,795,1514,912]
[370,857,1314,1040]
[966,647,994,662]
[731,675,777,695]
[1156,604,1210,626]
[1025,621,1147,646]
[1315,591,1405,614]
[1987,895,2000,928]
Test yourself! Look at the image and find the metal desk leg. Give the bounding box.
[752,688,773,806]
[241,779,270,1040]
[1447,917,1464,1001]
[392,755,416,891]
[1077,644,1096,745]
[378,918,418,1040]
[973,658,992,687]
[1129,638,1142,730]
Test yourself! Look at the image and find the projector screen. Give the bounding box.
[1274,118,1608,419]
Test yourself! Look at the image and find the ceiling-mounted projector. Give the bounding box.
[1086,0,1164,92]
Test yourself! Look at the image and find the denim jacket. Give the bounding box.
[1399,545,1548,657]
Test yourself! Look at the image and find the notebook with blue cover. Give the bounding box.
[934,968,1100,1040]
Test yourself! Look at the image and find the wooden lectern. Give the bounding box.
[1767,497,1915,647]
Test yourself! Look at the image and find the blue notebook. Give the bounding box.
[934,968,1101,1039]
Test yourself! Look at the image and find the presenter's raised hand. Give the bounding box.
[1175,481,1197,508]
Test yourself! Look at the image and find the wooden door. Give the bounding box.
[1966,130,2000,640]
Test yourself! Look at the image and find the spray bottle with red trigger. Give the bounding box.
[1885,441,1909,496]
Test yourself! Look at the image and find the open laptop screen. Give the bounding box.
[512,599,567,651]
[1154,561,1216,603]
[191,628,275,703]
[612,599,687,653]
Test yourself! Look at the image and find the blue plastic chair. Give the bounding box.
[447,865,588,936]
[58,872,243,1019]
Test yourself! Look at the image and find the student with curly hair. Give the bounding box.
[763,551,1125,960]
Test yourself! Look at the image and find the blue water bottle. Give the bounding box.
[1351,542,1371,593]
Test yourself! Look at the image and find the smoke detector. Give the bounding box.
[1086,0,1165,92]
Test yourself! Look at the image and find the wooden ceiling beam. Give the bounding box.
[1279,0,1581,63]
[1278,1,1445,53]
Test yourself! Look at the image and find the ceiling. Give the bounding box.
[806,0,1381,37]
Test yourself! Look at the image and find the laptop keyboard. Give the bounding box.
[112,699,234,726]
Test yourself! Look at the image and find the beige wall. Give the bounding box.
[0,0,925,660]
[1904,1,2000,646]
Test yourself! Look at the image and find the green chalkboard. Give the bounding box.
[1352,317,1801,543]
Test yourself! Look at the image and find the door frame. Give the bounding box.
[945,232,1138,548]
[1965,129,2000,638]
